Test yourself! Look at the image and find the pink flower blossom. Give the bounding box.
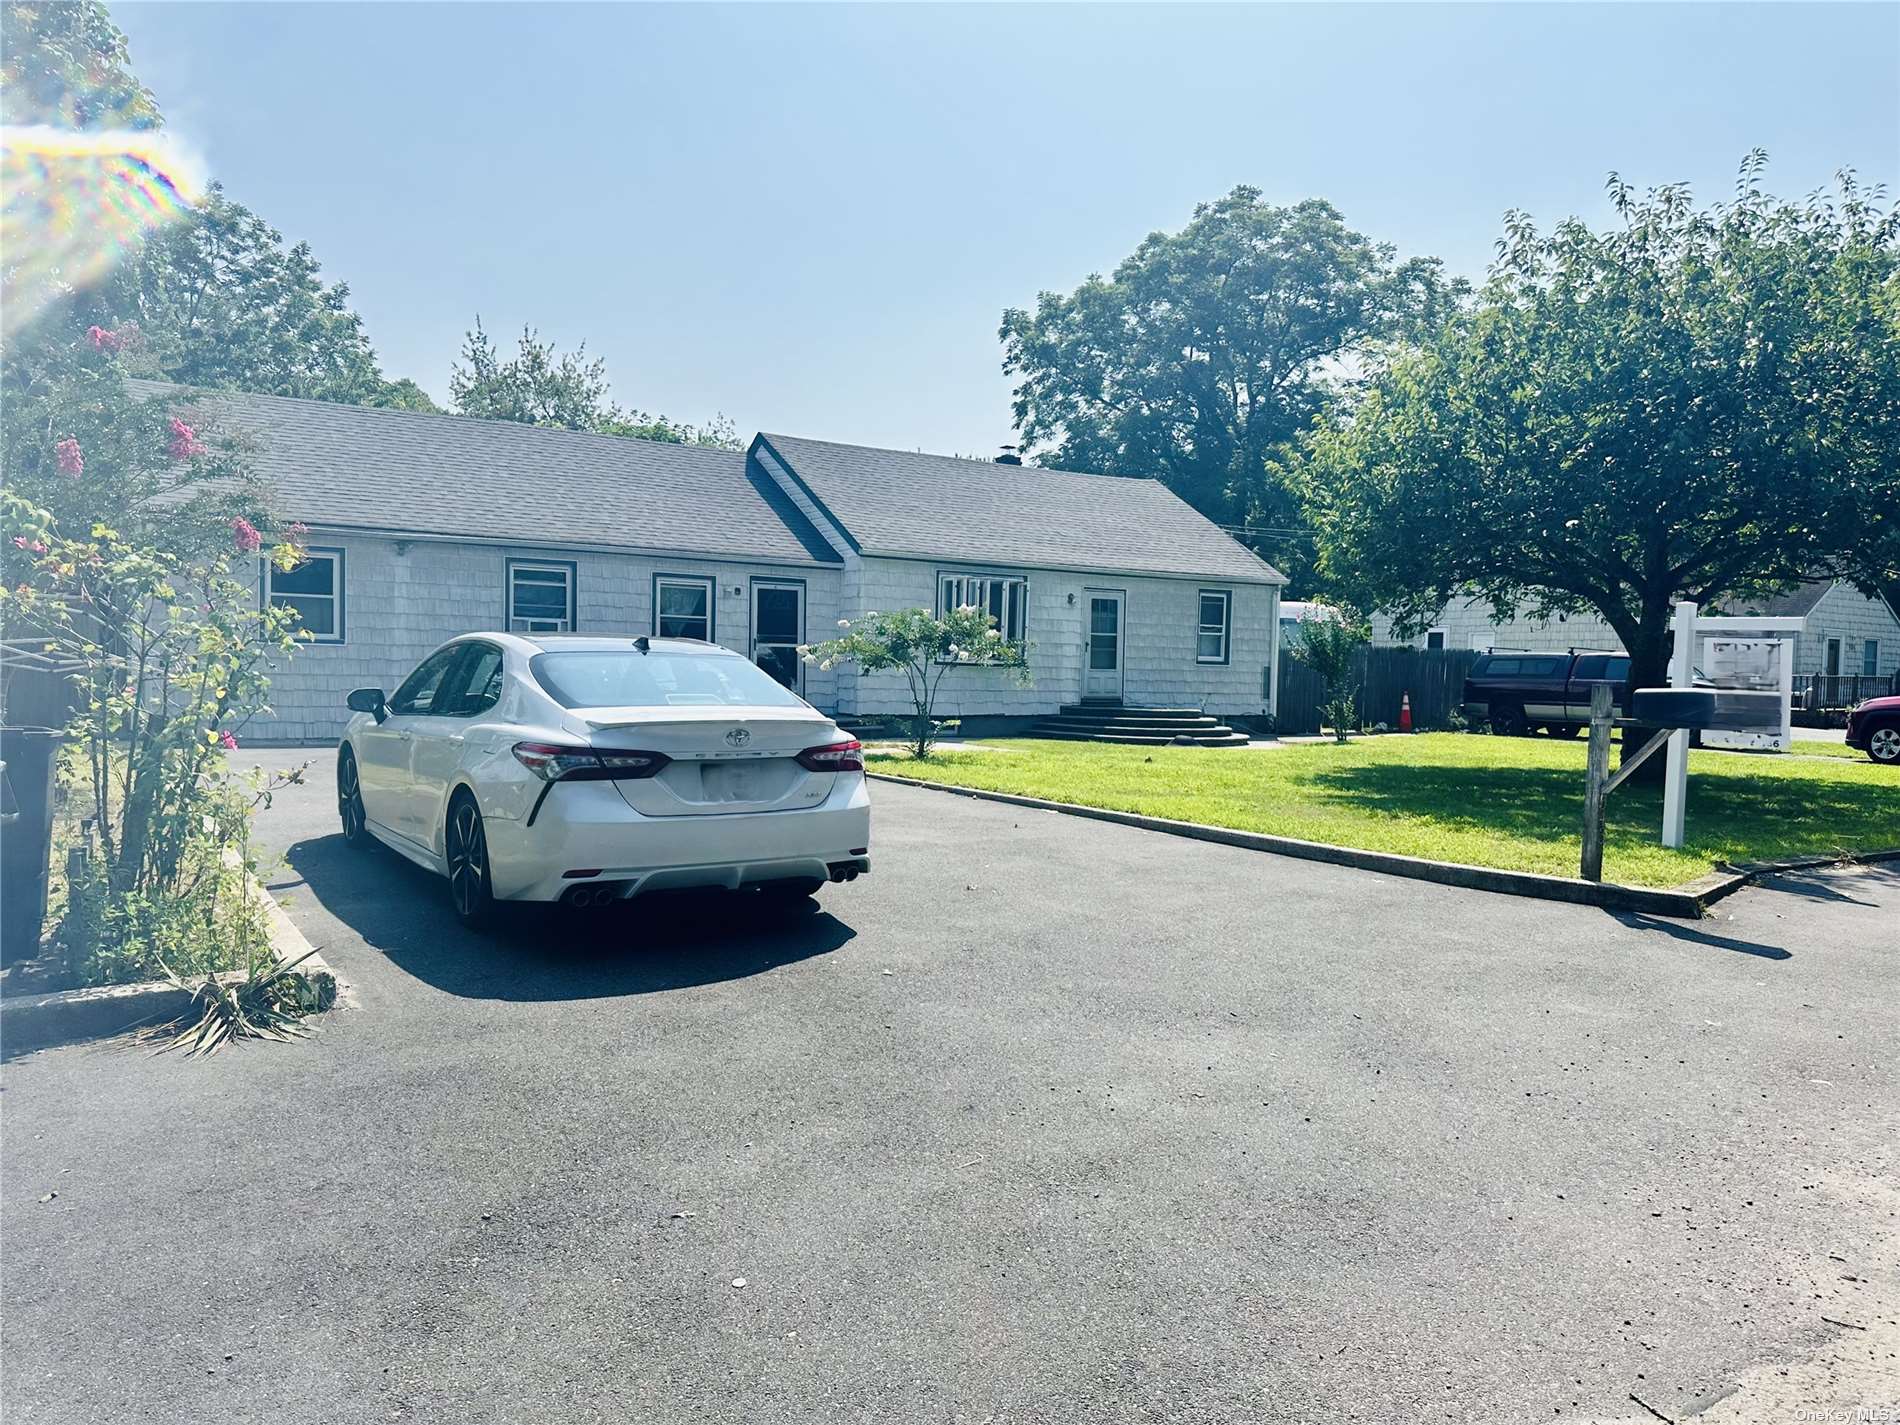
[54,437,83,477]
[287,521,309,542]
[168,416,206,461]
[231,517,262,553]
[86,325,124,353]
[11,536,48,554]
[218,731,239,751]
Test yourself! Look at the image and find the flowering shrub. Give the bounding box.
[168,416,206,461]
[3,493,307,984]
[1,326,296,991]
[800,606,1029,759]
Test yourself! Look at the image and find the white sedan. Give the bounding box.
[336,634,871,927]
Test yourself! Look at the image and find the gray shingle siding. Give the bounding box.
[247,535,842,743]
[841,558,1278,721]
[1798,584,1900,676]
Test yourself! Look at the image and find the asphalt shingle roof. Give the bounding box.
[757,433,1284,584]
[133,383,841,565]
[129,383,1281,583]
[1722,581,1834,621]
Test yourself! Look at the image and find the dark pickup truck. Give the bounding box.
[1462,650,1631,737]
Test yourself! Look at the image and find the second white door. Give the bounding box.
[1084,591,1124,701]
[752,581,804,693]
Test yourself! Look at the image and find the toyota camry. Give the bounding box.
[336,634,871,927]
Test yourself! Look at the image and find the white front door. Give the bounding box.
[751,581,804,693]
[1084,591,1125,701]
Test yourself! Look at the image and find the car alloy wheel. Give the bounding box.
[337,748,368,845]
[1870,725,1900,764]
[445,794,495,928]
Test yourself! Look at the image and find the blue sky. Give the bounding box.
[115,2,1899,457]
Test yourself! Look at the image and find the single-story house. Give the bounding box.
[1370,583,1899,702]
[154,386,1285,744]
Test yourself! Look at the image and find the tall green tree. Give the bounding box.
[109,184,411,406]
[449,319,739,447]
[1,0,158,129]
[999,186,1460,587]
[2,0,433,411]
[1295,157,1900,700]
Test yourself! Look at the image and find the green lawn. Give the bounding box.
[867,734,1900,888]
[1779,738,1866,761]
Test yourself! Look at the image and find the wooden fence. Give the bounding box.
[1273,646,1480,735]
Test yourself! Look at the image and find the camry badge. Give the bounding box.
[725,728,751,747]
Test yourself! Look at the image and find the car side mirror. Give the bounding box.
[347,688,388,722]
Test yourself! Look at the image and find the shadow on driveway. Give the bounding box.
[1611,912,1793,961]
[1745,862,1895,910]
[282,832,858,1003]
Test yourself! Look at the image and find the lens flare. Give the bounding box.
[1,125,206,332]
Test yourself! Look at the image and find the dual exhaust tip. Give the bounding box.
[565,860,869,904]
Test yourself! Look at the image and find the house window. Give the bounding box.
[1197,590,1232,663]
[1865,640,1881,677]
[508,560,576,633]
[1425,628,1448,650]
[265,546,343,643]
[939,573,1027,643]
[655,575,714,641]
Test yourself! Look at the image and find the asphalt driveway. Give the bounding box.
[3,748,1895,1424]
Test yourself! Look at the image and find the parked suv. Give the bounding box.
[1845,694,1900,765]
[1462,650,1631,737]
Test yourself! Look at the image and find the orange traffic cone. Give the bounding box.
[1399,691,1413,733]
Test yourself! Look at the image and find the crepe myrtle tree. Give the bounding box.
[800,606,1029,760]
[1290,605,1371,742]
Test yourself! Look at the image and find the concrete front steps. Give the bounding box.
[1031,703,1251,748]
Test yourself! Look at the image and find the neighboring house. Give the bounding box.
[1371,582,1900,697]
[153,386,1284,743]
[1369,597,1621,654]
[1720,582,1900,685]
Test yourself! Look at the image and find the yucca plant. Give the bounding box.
[160,948,334,1057]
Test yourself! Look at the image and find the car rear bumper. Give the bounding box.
[483,772,872,902]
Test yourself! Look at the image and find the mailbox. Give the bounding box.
[1631,687,1784,731]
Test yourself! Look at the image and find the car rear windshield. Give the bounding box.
[530,650,808,709]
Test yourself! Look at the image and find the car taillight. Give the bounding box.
[512,742,669,781]
[796,739,863,773]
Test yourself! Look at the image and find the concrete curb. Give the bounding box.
[870,773,1900,920]
[0,875,341,1057]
